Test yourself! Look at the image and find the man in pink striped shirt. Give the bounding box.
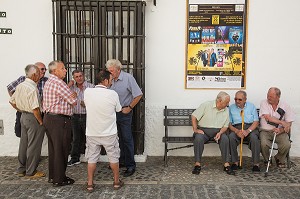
[43,60,77,187]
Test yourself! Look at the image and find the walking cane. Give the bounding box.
[264,107,286,177]
[239,109,244,168]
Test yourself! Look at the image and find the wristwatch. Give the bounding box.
[248,129,252,133]
[129,105,133,109]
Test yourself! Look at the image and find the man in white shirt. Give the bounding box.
[84,70,123,192]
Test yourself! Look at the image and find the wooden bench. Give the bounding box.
[162,106,291,168]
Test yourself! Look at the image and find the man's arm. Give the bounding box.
[122,94,143,114]
[7,76,26,96]
[9,102,21,112]
[191,115,204,134]
[32,108,43,125]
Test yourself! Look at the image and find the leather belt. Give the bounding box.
[46,112,71,119]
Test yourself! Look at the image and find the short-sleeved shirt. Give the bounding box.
[259,99,295,130]
[192,100,229,128]
[43,74,77,116]
[109,70,142,107]
[9,78,40,113]
[229,102,259,125]
[84,85,122,137]
[7,76,48,100]
[70,81,94,114]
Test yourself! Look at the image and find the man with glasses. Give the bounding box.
[7,62,48,137]
[228,90,260,172]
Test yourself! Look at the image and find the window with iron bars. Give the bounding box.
[52,0,145,154]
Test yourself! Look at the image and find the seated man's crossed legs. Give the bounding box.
[192,127,234,175]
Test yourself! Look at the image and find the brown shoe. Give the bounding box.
[26,171,46,178]
[17,171,25,177]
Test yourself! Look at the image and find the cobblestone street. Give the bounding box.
[1,156,300,198]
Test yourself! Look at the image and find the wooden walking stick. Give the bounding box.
[239,109,244,168]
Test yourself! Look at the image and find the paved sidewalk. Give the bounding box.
[0,156,300,198]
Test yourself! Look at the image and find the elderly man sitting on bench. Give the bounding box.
[191,91,234,175]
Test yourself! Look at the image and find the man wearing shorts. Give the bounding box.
[84,70,123,192]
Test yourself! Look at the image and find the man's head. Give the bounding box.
[35,62,47,79]
[267,87,281,105]
[234,90,247,109]
[216,91,230,110]
[48,60,67,79]
[72,70,85,85]
[96,70,112,87]
[25,64,40,83]
[106,59,122,80]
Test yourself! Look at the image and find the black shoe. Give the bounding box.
[231,164,239,170]
[192,165,201,175]
[48,179,53,183]
[123,168,135,177]
[252,165,260,172]
[224,166,235,175]
[67,159,80,167]
[53,177,75,187]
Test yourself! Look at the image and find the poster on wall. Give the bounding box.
[186,0,248,89]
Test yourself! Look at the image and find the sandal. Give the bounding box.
[86,183,95,193]
[113,179,124,190]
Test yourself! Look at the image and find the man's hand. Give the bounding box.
[121,107,131,114]
[235,129,245,139]
[242,130,249,137]
[194,129,204,134]
[67,80,75,87]
[273,127,283,135]
[214,132,221,143]
[70,92,77,99]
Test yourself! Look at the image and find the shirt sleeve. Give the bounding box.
[7,76,25,93]
[58,81,77,105]
[128,75,143,98]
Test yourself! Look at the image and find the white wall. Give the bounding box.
[0,0,299,157]
[0,0,52,155]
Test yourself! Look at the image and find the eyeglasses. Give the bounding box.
[234,98,243,101]
[40,68,47,71]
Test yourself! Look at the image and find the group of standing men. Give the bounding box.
[191,88,295,175]
[8,59,142,190]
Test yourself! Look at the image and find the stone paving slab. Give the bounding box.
[0,156,300,198]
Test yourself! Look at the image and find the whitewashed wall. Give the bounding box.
[0,0,299,157]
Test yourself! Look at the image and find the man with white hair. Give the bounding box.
[191,91,234,175]
[9,64,46,178]
[106,59,143,177]
[43,60,77,187]
[7,62,48,137]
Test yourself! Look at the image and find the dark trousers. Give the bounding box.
[70,114,86,160]
[117,111,136,170]
[15,111,22,138]
[43,114,72,183]
[228,123,260,164]
[193,127,230,163]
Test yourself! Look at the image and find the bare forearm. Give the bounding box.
[33,108,43,125]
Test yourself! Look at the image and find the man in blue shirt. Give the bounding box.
[106,59,143,177]
[228,90,260,172]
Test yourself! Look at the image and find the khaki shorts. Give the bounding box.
[85,134,120,163]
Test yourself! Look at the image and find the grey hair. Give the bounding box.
[216,91,230,102]
[106,59,122,70]
[25,64,39,78]
[236,90,247,98]
[48,60,63,74]
[269,87,281,97]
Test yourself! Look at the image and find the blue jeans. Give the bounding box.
[117,111,136,170]
[70,114,87,160]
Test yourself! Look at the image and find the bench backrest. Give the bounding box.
[164,106,260,127]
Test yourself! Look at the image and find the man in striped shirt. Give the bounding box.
[67,70,94,166]
[43,60,77,187]
[9,64,46,178]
